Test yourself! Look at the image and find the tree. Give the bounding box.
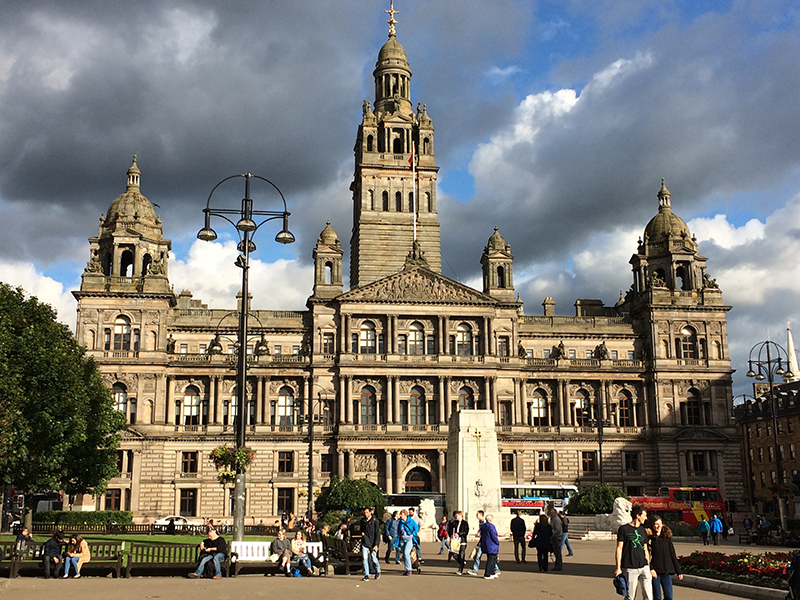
[566,483,626,515]
[0,284,125,509]
[315,476,385,517]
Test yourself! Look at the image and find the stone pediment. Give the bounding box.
[339,266,496,305]
[673,427,729,441]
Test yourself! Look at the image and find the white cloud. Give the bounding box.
[0,262,78,329]
[486,65,521,80]
[688,214,765,249]
[169,239,313,312]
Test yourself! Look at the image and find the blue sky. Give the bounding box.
[1,0,800,395]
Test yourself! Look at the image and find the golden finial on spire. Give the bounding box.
[386,0,398,37]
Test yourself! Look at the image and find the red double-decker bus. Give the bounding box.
[629,487,725,526]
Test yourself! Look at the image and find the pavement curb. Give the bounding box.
[676,573,786,600]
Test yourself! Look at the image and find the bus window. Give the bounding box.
[708,490,722,502]
[691,490,709,502]
[672,490,690,503]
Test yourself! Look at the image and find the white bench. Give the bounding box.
[230,541,325,576]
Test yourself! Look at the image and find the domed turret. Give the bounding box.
[318,220,340,248]
[486,226,509,252]
[104,156,159,232]
[643,178,692,241]
[312,220,343,299]
[481,227,515,302]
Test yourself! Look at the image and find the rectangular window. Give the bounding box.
[789,419,795,434]
[449,336,456,355]
[498,337,509,357]
[756,425,761,438]
[199,344,207,354]
[624,451,640,472]
[116,450,124,474]
[397,335,407,355]
[278,451,294,473]
[569,349,576,359]
[586,350,593,359]
[323,333,335,354]
[320,453,333,473]
[791,444,797,460]
[277,488,293,514]
[758,448,764,463]
[543,349,550,359]
[760,472,766,486]
[501,453,514,473]
[771,471,777,484]
[378,334,385,354]
[125,488,131,512]
[246,344,253,355]
[293,345,300,355]
[133,329,140,351]
[180,343,188,354]
[351,334,358,353]
[611,350,618,360]
[227,345,235,354]
[628,351,635,360]
[582,451,597,473]
[105,489,122,511]
[768,447,775,462]
[538,451,553,472]
[274,345,282,355]
[181,451,198,474]
[426,335,436,355]
[690,451,707,473]
[179,489,197,517]
[104,329,111,351]
[500,401,512,426]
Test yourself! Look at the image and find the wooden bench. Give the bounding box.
[322,536,363,575]
[2,540,123,578]
[738,532,753,545]
[230,540,325,577]
[125,542,230,578]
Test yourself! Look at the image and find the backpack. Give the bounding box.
[438,523,448,539]
[698,520,710,533]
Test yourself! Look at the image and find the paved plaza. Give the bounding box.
[3,539,769,600]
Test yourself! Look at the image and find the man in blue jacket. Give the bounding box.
[395,509,419,576]
[709,514,723,546]
[480,514,500,580]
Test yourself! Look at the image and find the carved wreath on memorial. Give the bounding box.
[209,445,255,484]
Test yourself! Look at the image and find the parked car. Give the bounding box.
[154,515,204,531]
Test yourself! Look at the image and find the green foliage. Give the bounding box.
[317,509,348,530]
[665,521,697,537]
[209,445,255,484]
[32,510,134,525]
[566,483,626,515]
[0,283,126,496]
[315,476,385,517]
[787,517,800,532]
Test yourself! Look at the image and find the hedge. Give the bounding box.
[32,510,134,525]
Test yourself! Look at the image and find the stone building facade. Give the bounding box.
[72,22,741,522]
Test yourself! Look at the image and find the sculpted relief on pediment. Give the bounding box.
[340,268,493,304]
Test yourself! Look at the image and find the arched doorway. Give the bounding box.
[404,467,432,492]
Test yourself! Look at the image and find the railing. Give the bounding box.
[526,357,557,367]
[530,426,553,433]
[450,355,484,363]
[174,353,211,363]
[399,354,439,363]
[103,350,140,359]
[568,358,600,367]
[178,309,213,317]
[179,472,199,478]
[173,425,207,433]
[270,354,308,364]
[271,311,304,319]
[353,424,385,432]
[400,424,439,433]
[676,358,706,366]
[521,315,629,327]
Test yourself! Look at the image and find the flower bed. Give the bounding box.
[680,551,790,590]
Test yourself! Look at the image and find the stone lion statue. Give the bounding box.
[595,496,632,532]
[417,498,438,542]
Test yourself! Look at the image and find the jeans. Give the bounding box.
[551,536,562,570]
[513,535,526,562]
[536,547,548,571]
[472,546,500,573]
[399,538,414,572]
[560,532,574,555]
[413,539,422,560]
[652,573,674,600]
[44,556,62,578]
[711,532,720,545]
[194,552,225,577]
[64,556,81,576]
[384,537,398,562]
[439,537,450,554]
[484,553,498,578]
[361,545,380,577]
[623,565,653,600]
[453,544,467,573]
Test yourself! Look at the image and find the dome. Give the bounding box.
[487,227,508,251]
[643,178,691,240]
[318,220,339,246]
[106,156,158,225]
[377,35,409,68]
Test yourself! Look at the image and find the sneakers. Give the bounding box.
[403,570,411,576]
[456,571,463,575]
[74,574,81,579]
[212,575,221,579]
[467,570,478,576]
[375,573,380,580]
[484,574,498,579]
[363,576,370,581]
[188,573,200,578]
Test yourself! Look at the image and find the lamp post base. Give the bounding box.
[233,472,246,541]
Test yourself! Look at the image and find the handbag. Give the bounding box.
[727,527,734,535]
[469,546,478,560]
[451,537,461,552]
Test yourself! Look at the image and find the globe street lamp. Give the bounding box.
[198,173,294,541]
[746,340,794,532]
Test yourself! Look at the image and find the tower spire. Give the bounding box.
[386,0,398,37]
[787,321,800,382]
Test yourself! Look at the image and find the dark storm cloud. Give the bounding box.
[439,4,800,283]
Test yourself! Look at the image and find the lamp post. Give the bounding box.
[732,394,756,512]
[198,173,294,541]
[582,399,614,484]
[746,340,794,532]
[297,389,331,522]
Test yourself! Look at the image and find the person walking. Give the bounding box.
[468,510,499,576]
[450,511,469,575]
[697,515,710,545]
[648,516,683,600]
[360,506,381,581]
[614,505,652,600]
[560,512,574,557]
[480,514,500,580]
[549,508,563,571]
[408,507,423,563]
[395,509,419,576]
[510,510,527,564]
[531,514,552,572]
[384,511,399,564]
[437,515,451,555]
[709,514,723,546]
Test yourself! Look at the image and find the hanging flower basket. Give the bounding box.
[217,470,237,485]
[209,445,255,475]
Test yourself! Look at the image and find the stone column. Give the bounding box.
[393,377,400,424]
[438,450,446,493]
[385,450,394,495]
[345,376,353,424]
[678,450,688,486]
[391,315,398,353]
[438,377,446,425]
[130,450,142,511]
[483,378,491,411]
[490,377,498,423]
[165,376,172,425]
[394,452,403,493]
[387,376,394,424]
[210,375,219,424]
[337,450,345,478]
[347,450,355,477]
[514,378,522,425]
[561,380,570,425]
[339,376,346,424]
[444,377,451,422]
[520,380,528,426]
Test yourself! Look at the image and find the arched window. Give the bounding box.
[113,383,127,415]
[142,253,152,275]
[676,265,689,290]
[382,191,389,211]
[677,326,698,359]
[360,386,377,425]
[360,321,376,354]
[426,192,432,212]
[120,249,134,277]
[278,386,295,425]
[530,389,548,426]
[393,137,403,154]
[408,192,414,213]
[404,467,431,492]
[324,261,333,285]
[574,389,590,426]
[410,386,425,425]
[681,388,705,426]
[368,189,374,210]
[366,135,374,152]
[183,386,201,426]
[423,137,430,154]
[618,390,633,427]
[497,266,506,288]
[395,191,403,212]
[458,387,474,411]
[113,315,131,351]
[456,323,472,356]
[409,322,424,355]
[102,252,112,275]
